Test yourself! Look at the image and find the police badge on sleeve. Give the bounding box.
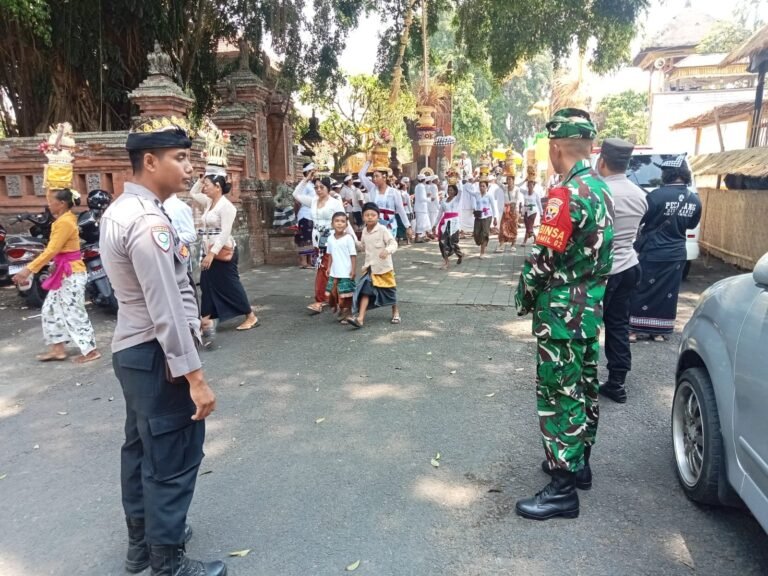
[535,186,573,253]
[151,225,172,252]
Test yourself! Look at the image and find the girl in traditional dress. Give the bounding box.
[521,179,543,246]
[433,184,464,269]
[12,188,100,363]
[495,175,520,252]
[191,174,259,334]
[471,178,499,259]
[293,171,347,314]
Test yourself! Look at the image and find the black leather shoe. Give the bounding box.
[125,517,149,574]
[150,545,227,576]
[516,470,579,520]
[541,460,592,490]
[599,383,627,403]
[125,519,193,574]
[600,371,628,403]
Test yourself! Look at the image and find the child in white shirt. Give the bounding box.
[325,212,357,323]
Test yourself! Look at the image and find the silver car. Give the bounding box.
[673,252,768,532]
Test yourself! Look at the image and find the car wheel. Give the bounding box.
[682,261,691,280]
[672,367,723,504]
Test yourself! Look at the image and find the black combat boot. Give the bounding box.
[150,544,227,576]
[599,370,628,403]
[515,470,580,520]
[541,446,592,490]
[126,518,194,573]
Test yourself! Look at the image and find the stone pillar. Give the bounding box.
[128,42,194,119]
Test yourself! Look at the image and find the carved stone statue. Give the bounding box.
[147,41,174,78]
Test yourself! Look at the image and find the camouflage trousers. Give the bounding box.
[536,337,600,473]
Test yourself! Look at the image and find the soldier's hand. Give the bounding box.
[187,372,216,420]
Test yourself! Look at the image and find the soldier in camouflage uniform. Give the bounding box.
[514,108,614,520]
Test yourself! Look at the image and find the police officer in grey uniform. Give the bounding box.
[100,119,227,576]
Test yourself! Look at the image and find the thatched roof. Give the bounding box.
[690,147,768,177]
[632,9,719,67]
[722,23,768,66]
[671,101,767,130]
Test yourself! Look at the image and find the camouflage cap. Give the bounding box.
[545,108,597,140]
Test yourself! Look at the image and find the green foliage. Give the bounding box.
[451,74,492,155]
[0,0,372,136]
[697,21,754,54]
[595,90,648,145]
[455,0,649,79]
[300,74,416,171]
[486,56,553,150]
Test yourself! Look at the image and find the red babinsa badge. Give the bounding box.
[535,186,572,253]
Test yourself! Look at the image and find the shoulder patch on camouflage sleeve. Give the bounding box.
[151,225,172,252]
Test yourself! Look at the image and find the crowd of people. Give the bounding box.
[7,108,703,572]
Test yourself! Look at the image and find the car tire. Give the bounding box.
[682,261,691,281]
[671,367,723,505]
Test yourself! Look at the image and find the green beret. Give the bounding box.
[545,108,597,140]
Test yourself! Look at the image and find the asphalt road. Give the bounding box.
[0,243,766,576]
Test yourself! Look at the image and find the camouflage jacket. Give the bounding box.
[514,159,614,340]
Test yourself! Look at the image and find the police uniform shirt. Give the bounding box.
[100,182,201,377]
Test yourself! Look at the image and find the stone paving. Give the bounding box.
[245,226,533,308]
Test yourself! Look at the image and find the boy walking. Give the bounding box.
[348,203,400,328]
[325,212,357,323]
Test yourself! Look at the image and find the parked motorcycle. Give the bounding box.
[4,189,118,312]
[78,189,118,313]
[4,210,53,307]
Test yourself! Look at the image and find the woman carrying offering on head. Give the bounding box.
[190,173,258,335]
[12,188,100,363]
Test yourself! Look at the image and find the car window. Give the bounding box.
[626,154,680,191]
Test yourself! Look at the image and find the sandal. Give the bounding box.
[347,316,363,329]
[306,303,324,314]
[72,350,102,364]
[36,352,67,362]
[236,317,260,331]
[651,334,666,342]
[391,316,401,324]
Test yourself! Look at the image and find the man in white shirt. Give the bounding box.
[596,138,648,404]
[413,173,431,242]
[458,151,473,180]
[459,175,476,236]
[340,174,363,230]
[427,175,440,236]
[163,194,197,248]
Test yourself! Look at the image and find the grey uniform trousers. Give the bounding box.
[114,340,205,545]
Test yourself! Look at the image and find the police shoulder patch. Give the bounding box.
[151,225,171,252]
